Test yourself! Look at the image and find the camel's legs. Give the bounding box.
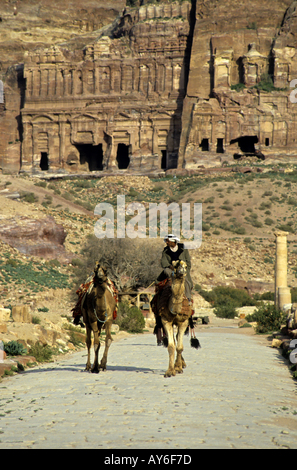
[85,326,92,371]
[174,321,188,373]
[100,320,113,371]
[162,319,176,377]
[91,321,101,373]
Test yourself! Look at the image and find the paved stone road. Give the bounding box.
[0,327,297,449]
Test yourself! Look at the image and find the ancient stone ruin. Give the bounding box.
[1,0,297,174]
[274,230,292,310]
[21,2,191,174]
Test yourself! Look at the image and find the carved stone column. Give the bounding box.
[274,230,291,310]
[56,68,63,96]
[32,69,41,97]
[25,69,33,98]
[94,66,100,95]
[48,68,56,96]
[59,117,66,167]
[21,119,33,170]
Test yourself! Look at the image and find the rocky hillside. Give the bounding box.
[0,164,297,355]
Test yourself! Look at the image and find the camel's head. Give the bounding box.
[172,260,187,278]
[94,262,108,284]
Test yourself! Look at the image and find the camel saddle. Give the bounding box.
[71,275,118,320]
[151,278,193,317]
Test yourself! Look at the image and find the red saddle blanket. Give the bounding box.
[71,276,118,320]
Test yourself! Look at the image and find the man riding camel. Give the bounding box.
[153,234,194,345]
[157,234,193,304]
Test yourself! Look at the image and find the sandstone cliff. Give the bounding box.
[1,0,297,174]
[179,0,297,168]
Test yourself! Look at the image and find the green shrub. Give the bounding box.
[73,180,93,189]
[21,192,38,203]
[32,316,41,324]
[63,192,74,201]
[265,218,274,226]
[204,196,215,203]
[46,259,61,268]
[253,291,274,301]
[251,219,263,228]
[71,258,84,267]
[199,286,256,320]
[245,303,285,334]
[214,303,237,319]
[259,201,271,210]
[128,188,139,197]
[252,73,276,92]
[232,225,246,235]
[247,21,257,30]
[220,204,233,211]
[115,301,145,333]
[291,287,297,302]
[247,244,256,251]
[75,200,94,211]
[6,259,18,268]
[202,223,210,231]
[29,343,54,362]
[277,224,295,233]
[231,83,246,91]
[288,197,297,206]
[4,341,27,356]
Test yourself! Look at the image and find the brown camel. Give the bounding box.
[81,262,117,373]
[158,260,192,378]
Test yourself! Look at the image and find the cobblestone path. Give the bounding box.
[0,327,297,449]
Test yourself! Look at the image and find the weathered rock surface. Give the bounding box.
[179,0,297,168]
[11,305,32,324]
[0,215,70,261]
[0,308,11,323]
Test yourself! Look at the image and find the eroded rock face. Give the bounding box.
[179,0,297,168]
[2,0,297,174]
[0,215,69,260]
[20,1,192,174]
[0,0,126,174]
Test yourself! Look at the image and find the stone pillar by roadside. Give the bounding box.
[274,230,291,310]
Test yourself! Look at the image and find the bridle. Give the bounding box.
[92,295,107,324]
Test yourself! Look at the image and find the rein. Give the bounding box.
[93,295,107,324]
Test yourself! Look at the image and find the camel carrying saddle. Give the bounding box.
[151,278,193,317]
[71,275,118,321]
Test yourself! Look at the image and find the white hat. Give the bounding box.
[164,234,180,243]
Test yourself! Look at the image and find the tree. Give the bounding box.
[74,235,162,292]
